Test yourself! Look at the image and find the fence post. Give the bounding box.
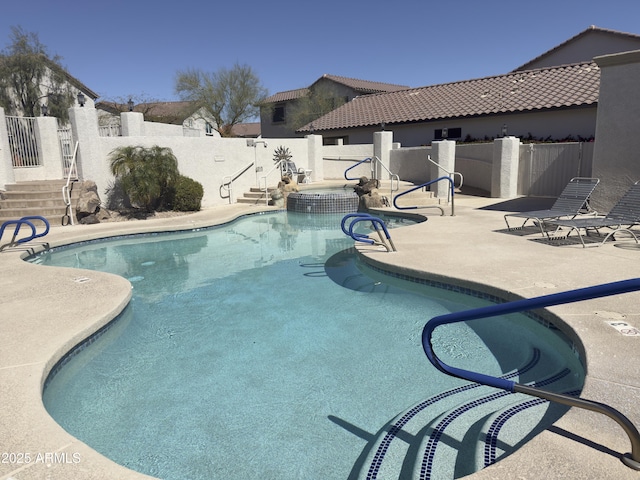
[121,111,144,136]
[34,116,64,179]
[491,136,520,198]
[68,105,100,182]
[0,107,15,189]
[431,140,456,199]
[307,134,323,182]
[373,130,393,180]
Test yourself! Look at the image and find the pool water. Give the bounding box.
[37,212,584,479]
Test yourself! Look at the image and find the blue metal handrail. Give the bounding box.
[344,157,372,181]
[393,176,455,215]
[341,213,396,252]
[422,278,640,470]
[0,215,50,251]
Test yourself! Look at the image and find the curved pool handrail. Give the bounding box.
[421,278,640,470]
[344,157,372,181]
[340,213,374,241]
[393,176,454,215]
[341,213,396,252]
[0,216,50,251]
[16,215,50,241]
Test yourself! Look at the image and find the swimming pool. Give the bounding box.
[36,211,584,479]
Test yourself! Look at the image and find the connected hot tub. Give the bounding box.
[286,187,359,214]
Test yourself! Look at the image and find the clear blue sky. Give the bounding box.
[3,0,640,105]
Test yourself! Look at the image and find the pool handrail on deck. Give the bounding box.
[421,277,640,471]
[393,176,454,215]
[341,213,397,252]
[0,215,50,251]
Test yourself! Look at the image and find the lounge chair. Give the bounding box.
[544,181,640,247]
[504,177,600,235]
[281,161,310,183]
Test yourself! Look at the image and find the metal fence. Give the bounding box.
[57,127,77,178]
[5,116,41,167]
[98,125,121,137]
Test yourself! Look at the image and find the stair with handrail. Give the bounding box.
[354,344,584,479]
[422,278,640,471]
[393,176,456,215]
[0,180,78,226]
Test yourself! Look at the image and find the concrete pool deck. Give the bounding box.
[1,192,639,479]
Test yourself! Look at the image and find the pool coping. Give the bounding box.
[1,197,639,479]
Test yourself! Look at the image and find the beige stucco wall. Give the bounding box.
[591,50,640,210]
[315,107,598,148]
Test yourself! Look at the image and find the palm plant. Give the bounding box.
[109,145,180,211]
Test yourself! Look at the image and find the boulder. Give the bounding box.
[354,176,380,196]
[359,190,387,210]
[277,175,299,207]
[75,180,102,223]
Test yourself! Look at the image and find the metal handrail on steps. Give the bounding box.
[344,157,400,203]
[341,213,396,252]
[393,176,455,215]
[421,278,640,470]
[62,142,79,226]
[221,161,254,204]
[426,154,463,204]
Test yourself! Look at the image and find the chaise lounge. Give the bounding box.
[504,177,600,235]
[543,180,640,247]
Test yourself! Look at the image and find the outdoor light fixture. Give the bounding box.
[128,99,134,111]
[41,104,48,116]
[501,124,508,137]
[380,122,385,131]
[441,127,448,139]
[77,92,85,107]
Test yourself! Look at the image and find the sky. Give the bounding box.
[3,0,640,106]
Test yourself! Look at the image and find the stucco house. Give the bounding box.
[0,55,98,116]
[259,74,409,139]
[96,100,221,136]
[296,26,640,147]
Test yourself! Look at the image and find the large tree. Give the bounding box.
[0,26,75,122]
[174,63,267,137]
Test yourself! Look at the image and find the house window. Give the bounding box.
[323,136,348,146]
[272,105,285,123]
[435,127,461,140]
[205,122,214,136]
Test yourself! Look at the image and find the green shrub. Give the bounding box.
[108,145,179,211]
[171,175,204,211]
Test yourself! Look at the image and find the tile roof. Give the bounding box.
[312,74,409,93]
[262,74,409,104]
[514,25,640,72]
[230,122,261,137]
[97,100,199,124]
[299,61,600,132]
[262,88,309,104]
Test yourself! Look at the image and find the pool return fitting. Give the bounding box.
[422,277,640,471]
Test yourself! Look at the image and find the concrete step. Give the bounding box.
[3,180,68,192]
[237,197,268,205]
[0,209,67,227]
[243,191,268,199]
[0,198,69,209]
[0,180,72,226]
